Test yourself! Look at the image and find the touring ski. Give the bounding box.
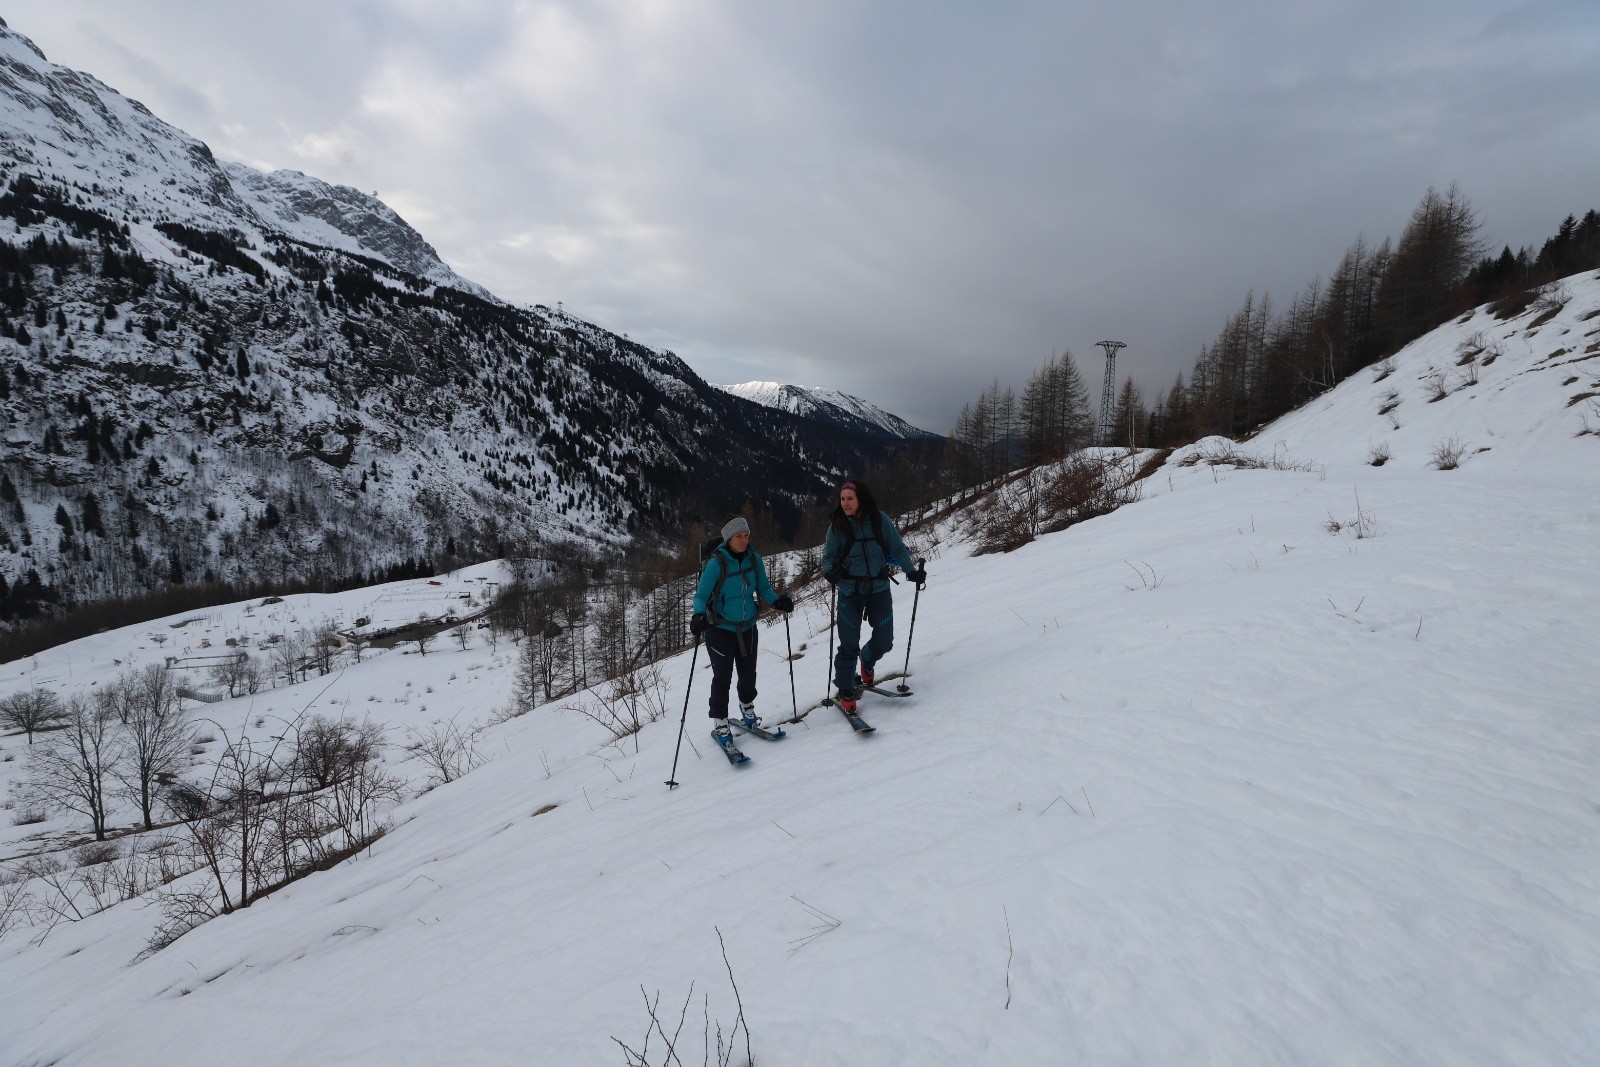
[712,728,751,765]
[838,703,876,734]
[734,719,787,741]
[858,684,912,699]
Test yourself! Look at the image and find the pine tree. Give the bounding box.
[1373,184,1482,351]
[81,495,105,537]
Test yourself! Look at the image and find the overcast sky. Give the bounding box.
[8,2,1599,431]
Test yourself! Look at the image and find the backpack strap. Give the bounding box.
[838,512,889,582]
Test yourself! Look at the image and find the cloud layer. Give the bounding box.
[10,1,1600,430]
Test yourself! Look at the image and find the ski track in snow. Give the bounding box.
[2,276,1600,1063]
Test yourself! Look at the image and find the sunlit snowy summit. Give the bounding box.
[718,380,940,440]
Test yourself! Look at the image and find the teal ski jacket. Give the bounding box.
[822,511,916,595]
[693,545,780,632]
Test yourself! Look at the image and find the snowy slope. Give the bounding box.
[1,275,1598,1064]
[718,380,939,440]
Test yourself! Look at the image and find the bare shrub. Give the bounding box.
[1431,436,1467,470]
[1372,356,1397,381]
[1424,369,1449,402]
[146,716,399,952]
[0,866,34,938]
[969,454,1141,555]
[4,834,198,940]
[567,664,672,749]
[614,928,753,1067]
[1377,388,1400,416]
[75,840,120,867]
[407,716,486,786]
[1533,279,1571,314]
[1368,441,1391,467]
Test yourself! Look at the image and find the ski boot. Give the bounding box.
[738,701,761,730]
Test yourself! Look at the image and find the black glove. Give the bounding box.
[825,565,844,586]
[690,613,708,639]
[905,566,926,586]
[773,594,794,614]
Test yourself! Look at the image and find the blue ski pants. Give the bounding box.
[834,587,894,692]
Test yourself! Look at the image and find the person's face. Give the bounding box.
[729,531,750,552]
[840,489,859,517]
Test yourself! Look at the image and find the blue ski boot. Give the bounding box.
[739,701,761,730]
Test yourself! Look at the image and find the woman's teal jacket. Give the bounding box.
[822,511,916,595]
[693,546,780,632]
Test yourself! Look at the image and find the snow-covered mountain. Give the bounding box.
[2,269,1596,1063]
[0,20,920,629]
[718,380,939,440]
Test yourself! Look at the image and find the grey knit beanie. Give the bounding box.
[721,517,751,541]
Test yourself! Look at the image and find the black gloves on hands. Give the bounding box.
[825,565,844,586]
[690,612,708,639]
[773,594,794,614]
[905,566,926,586]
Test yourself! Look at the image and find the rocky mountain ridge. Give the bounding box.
[716,380,940,441]
[0,20,925,632]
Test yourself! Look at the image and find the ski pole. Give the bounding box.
[784,613,798,720]
[664,637,701,789]
[898,558,925,694]
[824,582,837,705]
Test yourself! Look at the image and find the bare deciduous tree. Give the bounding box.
[272,632,306,686]
[310,620,343,676]
[24,692,124,840]
[211,651,263,698]
[291,714,384,791]
[0,687,67,744]
[119,665,196,829]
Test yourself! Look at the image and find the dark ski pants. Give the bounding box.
[705,624,758,719]
[834,587,894,692]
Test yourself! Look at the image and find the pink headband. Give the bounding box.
[841,481,857,492]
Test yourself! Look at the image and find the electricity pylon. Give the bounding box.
[1096,340,1126,446]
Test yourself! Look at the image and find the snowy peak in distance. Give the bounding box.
[717,381,939,441]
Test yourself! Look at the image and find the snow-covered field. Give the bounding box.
[2,274,1599,1065]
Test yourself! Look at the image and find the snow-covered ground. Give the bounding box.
[2,274,1598,1064]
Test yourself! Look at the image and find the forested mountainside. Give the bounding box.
[0,21,920,635]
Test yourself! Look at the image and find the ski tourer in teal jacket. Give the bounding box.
[822,510,918,595]
[693,542,781,632]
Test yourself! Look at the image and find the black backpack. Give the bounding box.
[698,535,734,624]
